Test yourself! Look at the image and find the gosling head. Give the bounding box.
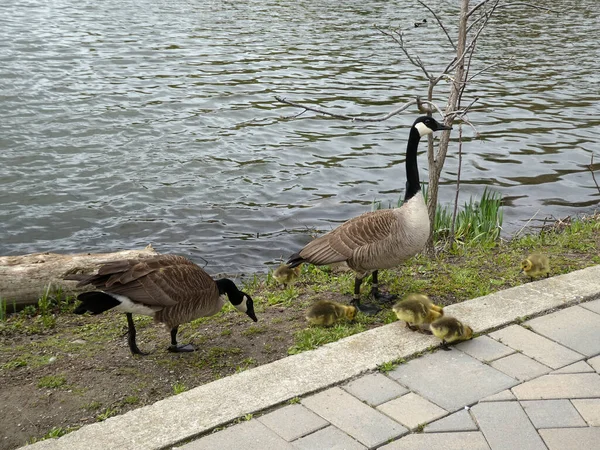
[346,305,358,321]
[463,325,474,340]
[413,116,452,138]
[520,258,533,273]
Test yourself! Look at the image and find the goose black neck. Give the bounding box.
[216,278,243,305]
[404,127,422,202]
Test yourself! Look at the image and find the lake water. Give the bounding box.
[1,0,598,275]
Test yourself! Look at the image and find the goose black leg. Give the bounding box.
[168,326,195,353]
[352,277,380,315]
[370,271,398,304]
[126,313,148,356]
[441,339,452,351]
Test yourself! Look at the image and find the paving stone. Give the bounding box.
[571,399,600,426]
[551,360,595,374]
[520,400,587,428]
[490,352,551,381]
[470,401,546,450]
[580,298,600,315]
[377,392,447,430]
[292,426,367,450]
[490,325,583,369]
[512,373,600,400]
[539,427,600,450]
[388,349,517,411]
[424,409,478,433]
[257,404,329,441]
[588,355,600,372]
[177,419,294,450]
[343,373,408,406]
[378,431,490,450]
[526,305,600,357]
[480,389,516,402]
[301,387,407,448]
[456,335,514,362]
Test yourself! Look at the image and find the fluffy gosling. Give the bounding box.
[306,300,357,326]
[273,263,302,287]
[430,316,473,350]
[392,294,443,332]
[520,253,550,281]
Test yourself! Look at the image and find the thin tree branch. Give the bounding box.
[275,96,445,122]
[375,25,432,79]
[588,153,600,195]
[497,2,563,14]
[450,123,463,239]
[467,0,493,18]
[417,0,456,51]
[467,57,513,82]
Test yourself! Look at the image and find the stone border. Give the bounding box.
[25,265,600,450]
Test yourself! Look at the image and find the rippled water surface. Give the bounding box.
[1,0,599,274]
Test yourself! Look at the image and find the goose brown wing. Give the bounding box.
[70,255,213,307]
[299,209,396,265]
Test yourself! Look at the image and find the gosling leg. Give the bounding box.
[441,339,452,351]
[126,313,148,356]
[168,326,195,353]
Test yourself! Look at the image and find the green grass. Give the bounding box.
[37,375,67,389]
[96,407,119,422]
[28,426,78,444]
[172,382,188,395]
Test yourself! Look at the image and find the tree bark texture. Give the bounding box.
[0,245,159,308]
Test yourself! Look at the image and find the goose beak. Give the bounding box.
[438,123,452,131]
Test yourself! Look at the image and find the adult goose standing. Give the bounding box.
[286,116,451,313]
[66,254,257,355]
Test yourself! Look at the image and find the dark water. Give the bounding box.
[1,0,598,275]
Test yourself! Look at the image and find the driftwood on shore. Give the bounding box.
[0,245,159,309]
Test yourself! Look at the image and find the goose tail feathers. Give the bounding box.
[286,253,305,268]
[74,291,121,315]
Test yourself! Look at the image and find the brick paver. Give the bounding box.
[378,431,490,450]
[539,427,600,449]
[343,373,408,406]
[424,409,478,433]
[512,373,600,400]
[520,400,587,428]
[571,399,600,426]
[292,426,367,450]
[377,392,447,430]
[455,335,514,362]
[257,404,328,441]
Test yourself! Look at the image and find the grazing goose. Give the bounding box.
[430,316,473,350]
[66,254,257,355]
[520,253,550,281]
[273,263,302,287]
[286,116,452,313]
[306,300,357,326]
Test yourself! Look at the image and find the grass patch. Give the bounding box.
[172,382,187,395]
[37,375,67,389]
[96,407,119,422]
[28,426,78,444]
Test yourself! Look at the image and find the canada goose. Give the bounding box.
[430,316,473,350]
[286,116,452,313]
[392,293,444,331]
[306,300,357,326]
[273,263,302,287]
[520,253,550,281]
[414,18,427,27]
[65,254,257,355]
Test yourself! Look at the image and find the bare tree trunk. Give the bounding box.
[0,245,159,309]
[425,0,470,253]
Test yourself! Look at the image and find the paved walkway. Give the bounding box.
[177,299,600,450]
[26,265,600,450]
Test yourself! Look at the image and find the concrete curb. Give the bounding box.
[24,265,600,450]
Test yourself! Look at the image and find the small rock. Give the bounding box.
[48,356,57,364]
[71,339,87,345]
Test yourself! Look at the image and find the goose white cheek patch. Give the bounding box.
[415,121,434,137]
[235,296,248,313]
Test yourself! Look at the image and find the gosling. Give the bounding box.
[392,293,444,332]
[273,263,302,287]
[306,300,357,326]
[520,253,550,281]
[430,316,473,350]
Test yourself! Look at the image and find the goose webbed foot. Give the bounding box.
[372,291,398,304]
[168,344,195,353]
[351,298,380,316]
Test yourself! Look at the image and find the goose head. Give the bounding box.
[413,116,452,138]
[234,293,258,322]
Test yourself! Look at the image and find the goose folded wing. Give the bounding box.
[300,209,395,265]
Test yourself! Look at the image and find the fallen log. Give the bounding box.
[0,245,159,309]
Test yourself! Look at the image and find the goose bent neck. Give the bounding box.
[404,127,422,202]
